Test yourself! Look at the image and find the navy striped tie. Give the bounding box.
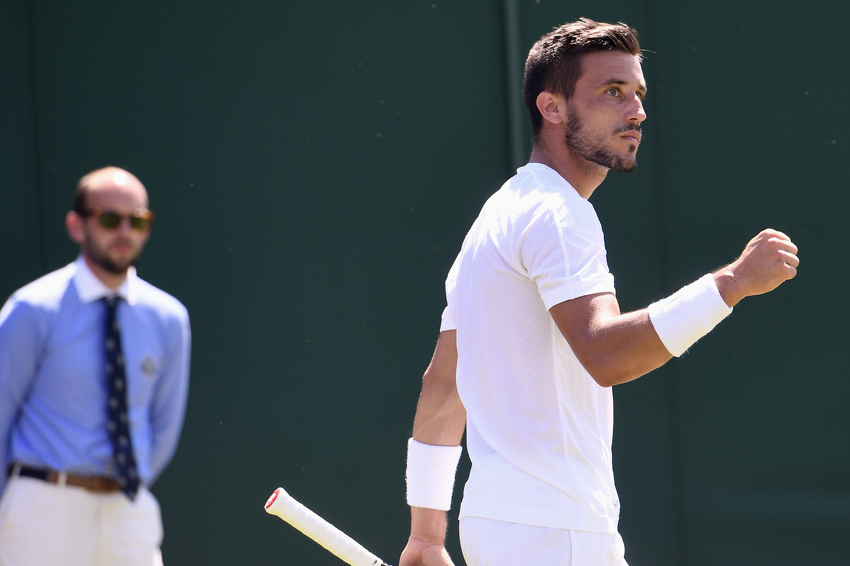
[103,296,140,500]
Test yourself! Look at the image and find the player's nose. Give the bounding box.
[627,93,646,124]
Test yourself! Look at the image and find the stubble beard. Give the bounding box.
[565,107,638,173]
[85,233,143,275]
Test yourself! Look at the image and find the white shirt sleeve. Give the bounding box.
[440,252,461,332]
[522,196,615,310]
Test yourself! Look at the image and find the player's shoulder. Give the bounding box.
[506,165,585,207]
[501,165,603,240]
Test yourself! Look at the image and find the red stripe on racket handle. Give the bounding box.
[265,487,392,566]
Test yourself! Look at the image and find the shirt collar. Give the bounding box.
[520,163,582,198]
[72,256,138,305]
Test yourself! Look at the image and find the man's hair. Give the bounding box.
[523,18,641,143]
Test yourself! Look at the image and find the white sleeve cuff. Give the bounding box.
[439,307,456,332]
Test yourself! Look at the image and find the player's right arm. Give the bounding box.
[410,330,464,449]
[400,329,464,566]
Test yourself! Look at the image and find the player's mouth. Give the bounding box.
[619,131,641,144]
[615,124,642,144]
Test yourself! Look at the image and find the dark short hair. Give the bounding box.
[523,18,642,143]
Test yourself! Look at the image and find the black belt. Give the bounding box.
[9,464,121,493]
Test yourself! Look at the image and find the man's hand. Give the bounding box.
[399,536,455,566]
[714,229,799,307]
[400,507,455,566]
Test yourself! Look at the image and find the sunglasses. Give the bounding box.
[81,207,155,231]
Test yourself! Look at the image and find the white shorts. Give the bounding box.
[460,516,628,566]
[0,476,164,566]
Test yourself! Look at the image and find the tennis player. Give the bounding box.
[400,18,799,566]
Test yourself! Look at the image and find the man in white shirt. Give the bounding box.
[400,18,799,566]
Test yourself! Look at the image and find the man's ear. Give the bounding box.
[66,211,85,245]
[536,91,566,126]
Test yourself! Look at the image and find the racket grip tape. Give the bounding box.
[264,487,392,566]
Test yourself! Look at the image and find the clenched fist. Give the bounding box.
[714,229,799,307]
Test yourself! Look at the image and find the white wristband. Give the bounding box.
[405,438,462,511]
[647,273,733,357]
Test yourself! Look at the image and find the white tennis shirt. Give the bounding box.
[441,163,620,534]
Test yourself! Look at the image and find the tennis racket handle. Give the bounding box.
[264,487,391,566]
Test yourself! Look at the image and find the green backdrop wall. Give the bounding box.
[1,1,847,565]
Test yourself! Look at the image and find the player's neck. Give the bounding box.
[528,141,607,199]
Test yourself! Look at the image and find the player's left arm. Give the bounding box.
[550,292,670,387]
[552,229,799,387]
[148,307,191,483]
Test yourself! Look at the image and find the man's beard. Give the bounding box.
[85,234,142,274]
[565,107,638,173]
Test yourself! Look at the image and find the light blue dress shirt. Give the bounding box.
[0,256,191,494]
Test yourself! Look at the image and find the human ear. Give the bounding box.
[536,91,566,126]
[66,211,85,245]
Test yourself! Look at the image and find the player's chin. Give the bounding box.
[608,155,637,173]
[593,148,637,173]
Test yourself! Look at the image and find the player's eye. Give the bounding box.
[606,88,620,97]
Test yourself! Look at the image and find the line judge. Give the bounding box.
[0,167,191,566]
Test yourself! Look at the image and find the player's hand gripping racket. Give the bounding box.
[265,487,393,566]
